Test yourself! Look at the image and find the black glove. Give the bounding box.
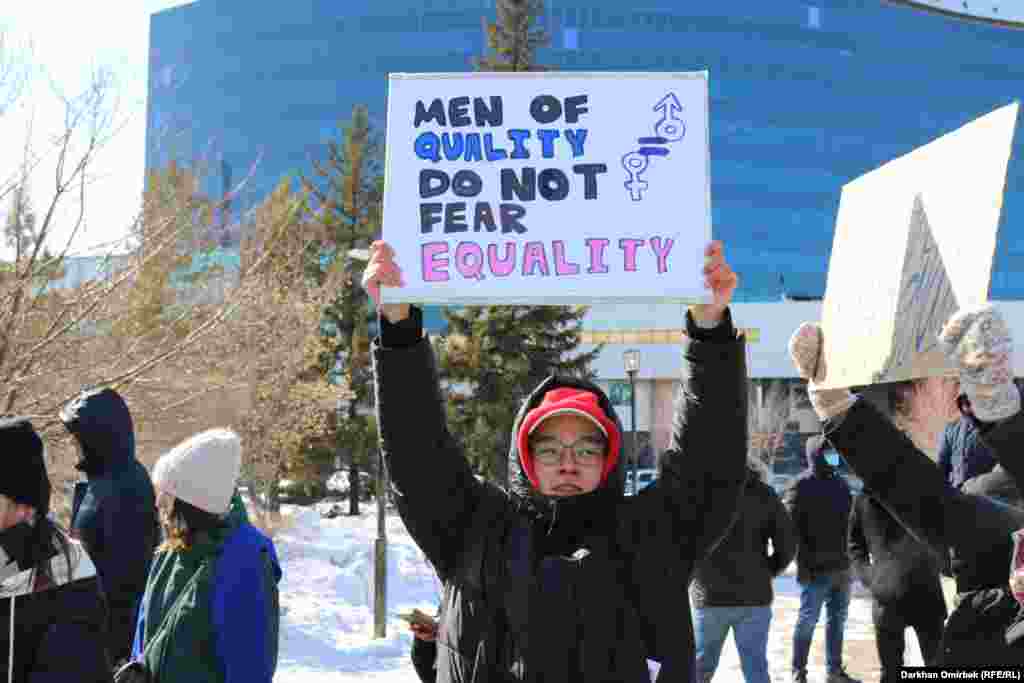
[0,522,44,571]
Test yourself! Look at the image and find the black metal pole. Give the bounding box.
[373,307,387,638]
[629,370,638,494]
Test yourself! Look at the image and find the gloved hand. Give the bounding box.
[788,322,857,421]
[0,522,39,571]
[938,304,1020,423]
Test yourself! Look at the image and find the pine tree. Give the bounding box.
[438,0,600,485]
[476,0,549,72]
[301,105,384,515]
[4,182,38,260]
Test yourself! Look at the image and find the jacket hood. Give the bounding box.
[508,375,625,516]
[60,387,136,475]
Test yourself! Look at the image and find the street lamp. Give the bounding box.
[339,388,387,639]
[623,349,641,495]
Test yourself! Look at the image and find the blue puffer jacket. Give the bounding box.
[62,388,158,664]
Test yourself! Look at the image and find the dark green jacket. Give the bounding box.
[133,514,281,683]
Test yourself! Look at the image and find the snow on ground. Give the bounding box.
[272,503,925,682]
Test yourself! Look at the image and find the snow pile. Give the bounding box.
[274,504,442,681]
[272,504,918,681]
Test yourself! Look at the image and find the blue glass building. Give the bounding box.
[147,0,1024,304]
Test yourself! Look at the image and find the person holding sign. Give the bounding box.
[788,306,1024,665]
[364,240,748,682]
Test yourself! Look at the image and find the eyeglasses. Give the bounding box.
[532,438,607,467]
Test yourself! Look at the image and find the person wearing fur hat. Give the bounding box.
[362,240,749,682]
[789,304,1024,665]
[0,417,112,682]
[130,429,281,683]
[60,386,158,664]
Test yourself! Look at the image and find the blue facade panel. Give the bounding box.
[146,0,1024,303]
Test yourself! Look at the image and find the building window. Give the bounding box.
[807,5,822,29]
[563,27,579,49]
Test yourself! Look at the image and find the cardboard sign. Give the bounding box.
[381,72,712,304]
[819,102,1019,389]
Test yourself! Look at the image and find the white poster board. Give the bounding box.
[819,102,1019,389]
[381,72,712,304]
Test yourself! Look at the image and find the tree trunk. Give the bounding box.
[265,477,281,513]
[349,461,361,516]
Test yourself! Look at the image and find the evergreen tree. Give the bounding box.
[301,105,384,514]
[4,182,38,259]
[476,0,549,72]
[439,0,600,485]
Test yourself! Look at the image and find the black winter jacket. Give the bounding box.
[690,472,795,608]
[374,306,748,683]
[847,491,946,618]
[0,537,111,682]
[825,397,1024,665]
[782,449,852,580]
[62,388,157,664]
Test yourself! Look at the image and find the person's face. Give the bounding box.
[530,415,608,497]
[0,495,34,532]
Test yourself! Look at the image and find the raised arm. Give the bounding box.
[365,243,488,579]
[789,306,1024,573]
[653,242,747,561]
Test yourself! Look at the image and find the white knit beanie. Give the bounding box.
[153,428,242,515]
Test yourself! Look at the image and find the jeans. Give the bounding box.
[792,572,851,673]
[693,605,772,683]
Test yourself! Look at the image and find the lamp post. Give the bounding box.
[623,349,641,495]
[373,440,387,639]
[340,387,387,639]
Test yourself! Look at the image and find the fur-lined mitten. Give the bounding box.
[938,304,1020,423]
[787,322,857,422]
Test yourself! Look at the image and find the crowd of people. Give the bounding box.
[0,390,281,683]
[4,235,1024,683]
[362,239,1024,682]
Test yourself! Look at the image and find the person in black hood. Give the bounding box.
[60,387,157,665]
[790,304,1024,666]
[847,484,946,680]
[362,240,748,682]
[691,455,795,683]
[782,436,858,683]
[0,417,111,682]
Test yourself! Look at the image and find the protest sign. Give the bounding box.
[819,102,1019,389]
[380,72,711,304]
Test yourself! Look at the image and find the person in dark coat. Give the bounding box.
[937,407,997,489]
[790,304,1024,666]
[691,456,796,683]
[0,417,112,682]
[847,486,947,680]
[60,387,158,664]
[363,240,748,682]
[782,436,858,683]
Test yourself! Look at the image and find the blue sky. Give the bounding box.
[0,1,192,258]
